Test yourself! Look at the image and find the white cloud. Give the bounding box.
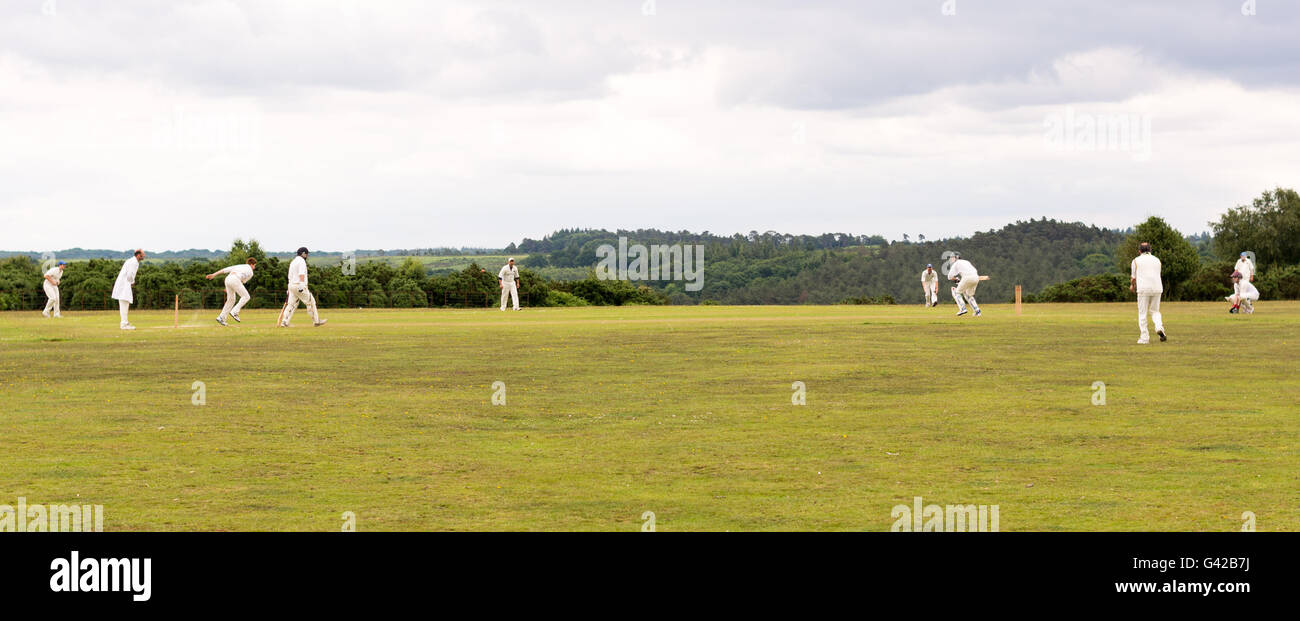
[1,1,1297,251]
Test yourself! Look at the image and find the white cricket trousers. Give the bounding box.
[1228,285,1258,312]
[118,299,131,326]
[219,274,251,321]
[955,278,980,312]
[923,281,938,305]
[43,282,60,316]
[279,285,319,326]
[1137,293,1163,342]
[500,282,519,310]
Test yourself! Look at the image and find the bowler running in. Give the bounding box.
[207,258,258,326]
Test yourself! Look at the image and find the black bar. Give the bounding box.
[0,533,1288,610]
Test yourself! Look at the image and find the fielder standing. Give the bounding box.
[1129,242,1166,344]
[41,260,66,318]
[278,247,326,327]
[111,249,145,330]
[499,258,521,311]
[921,264,940,307]
[206,258,257,326]
[1226,270,1259,314]
[1234,252,1255,284]
[947,253,981,317]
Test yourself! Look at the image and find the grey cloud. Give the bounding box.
[4,1,1296,109]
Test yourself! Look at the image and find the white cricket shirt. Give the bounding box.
[44,266,63,285]
[1130,253,1163,294]
[498,264,519,284]
[220,264,255,283]
[1235,258,1255,281]
[947,259,978,281]
[287,256,309,287]
[1236,280,1259,299]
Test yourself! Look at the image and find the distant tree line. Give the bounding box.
[518,229,889,269]
[0,246,507,262]
[3,187,1296,308]
[1036,188,1300,302]
[0,240,665,312]
[515,189,1300,304]
[512,219,1124,304]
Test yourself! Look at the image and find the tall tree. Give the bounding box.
[1209,187,1300,266]
[1116,217,1201,299]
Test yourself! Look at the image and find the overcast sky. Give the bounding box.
[2,0,1297,252]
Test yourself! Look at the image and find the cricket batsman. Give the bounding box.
[278,247,326,327]
[499,257,521,311]
[1226,270,1259,314]
[41,260,66,318]
[947,253,981,317]
[112,249,145,330]
[1129,242,1166,343]
[206,257,257,326]
[921,264,940,307]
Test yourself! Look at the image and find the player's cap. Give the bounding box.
[1231,271,1242,279]
[1240,252,1249,257]
[508,257,515,262]
[56,260,66,266]
[297,246,309,256]
[926,264,932,268]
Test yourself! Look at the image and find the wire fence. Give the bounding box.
[0,289,533,312]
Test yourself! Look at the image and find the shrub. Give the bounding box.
[545,290,589,307]
[389,278,428,308]
[68,276,114,310]
[1115,217,1200,298]
[0,292,21,311]
[558,276,667,306]
[1256,264,1300,300]
[1179,261,1235,301]
[1034,273,1129,302]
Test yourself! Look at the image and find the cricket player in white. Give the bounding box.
[42,261,66,318]
[111,249,145,330]
[1234,252,1255,284]
[1130,242,1166,344]
[947,254,981,317]
[1226,270,1259,314]
[499,258,520,311]
[278,247,326,327]
[921,264,940,307]
[206,258,257,326]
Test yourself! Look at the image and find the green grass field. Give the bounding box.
[1,302,1296,531]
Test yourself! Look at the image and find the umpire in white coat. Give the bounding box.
[112,249,145,330]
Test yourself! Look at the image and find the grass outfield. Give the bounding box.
[1,302,1296,531]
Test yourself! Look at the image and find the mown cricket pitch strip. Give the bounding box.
[2,303,1296,531]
